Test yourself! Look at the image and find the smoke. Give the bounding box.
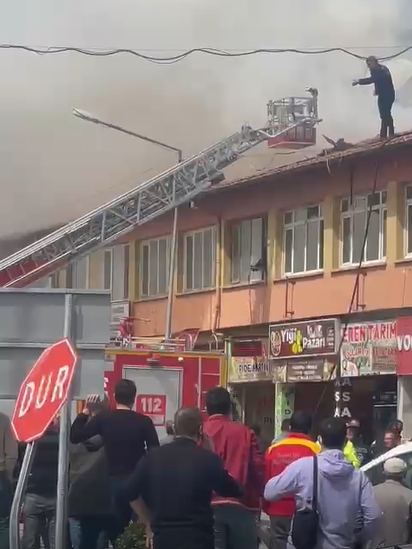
[0,0,409,236]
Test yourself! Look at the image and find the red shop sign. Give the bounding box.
[135,394,167,426]
[396,317,412,375]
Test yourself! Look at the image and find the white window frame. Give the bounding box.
[340,191,387,266]
[65,256,89,290]
[230,217,265,285]
[283,205,324,275]
[139,236,170,299]
[405,185,412,257]
[110,244,130,301]
[183,227,216,292]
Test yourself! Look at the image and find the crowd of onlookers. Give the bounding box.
[0,378,411,549]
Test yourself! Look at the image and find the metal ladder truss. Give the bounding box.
[0,90,319,288]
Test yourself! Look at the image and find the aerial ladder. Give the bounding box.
[0,89,320,288]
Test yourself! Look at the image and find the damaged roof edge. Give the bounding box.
[211,130,412,194]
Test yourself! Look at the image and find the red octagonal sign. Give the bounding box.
[12,338,78,443]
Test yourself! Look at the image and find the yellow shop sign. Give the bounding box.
[229,357,275,383]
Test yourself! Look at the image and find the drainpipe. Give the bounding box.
[212,217,223,333]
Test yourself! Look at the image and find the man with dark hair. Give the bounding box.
[352,56,395,138]
[264,411,319,549]
[203,387,264,549]
[272,419,291,444]
[389,419,404,439]
[265,417,381,549]
[124,406,242,549]
[70,380,159,543]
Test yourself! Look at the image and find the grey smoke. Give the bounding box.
[0,0,410,237]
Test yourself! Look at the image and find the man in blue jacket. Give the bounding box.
[264,417,381,549]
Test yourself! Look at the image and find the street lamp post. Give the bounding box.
[72,109,181,340]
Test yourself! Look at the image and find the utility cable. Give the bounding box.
[313,135,399,418]
[0,43,411,64]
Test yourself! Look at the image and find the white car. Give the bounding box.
[361,442,412,488]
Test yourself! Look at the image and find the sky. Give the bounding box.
[0,0,411,238]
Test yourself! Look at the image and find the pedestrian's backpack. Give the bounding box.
[291,455,319,549]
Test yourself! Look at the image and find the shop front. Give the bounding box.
[269,318,339,436]
[227,356,282,446]
[340,319,398,443]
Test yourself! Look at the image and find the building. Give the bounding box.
[10,131,412,441]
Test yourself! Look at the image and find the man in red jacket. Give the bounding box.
[203,387,264,549]
[264,411,319,549]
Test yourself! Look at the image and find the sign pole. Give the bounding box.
[55,293,74,549]
[9,443,37,549]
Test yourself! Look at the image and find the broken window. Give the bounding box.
[341,192,386,265]
[230,217,266,284]
[283,205,324,275]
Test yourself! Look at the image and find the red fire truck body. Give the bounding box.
[104,347,224,435]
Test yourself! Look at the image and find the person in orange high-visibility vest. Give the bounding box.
[263,412,319,549]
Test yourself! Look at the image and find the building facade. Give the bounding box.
[59,132,412,441]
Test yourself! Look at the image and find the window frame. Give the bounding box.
[183,226,217,293]
[103,249,113,293]
[405,185,412,258]
[66,256,89,290]
[283,204,324,276]
[229,216,266,285]
[139,236,170,299]
[110,244,130,301]
[340,191,387,267]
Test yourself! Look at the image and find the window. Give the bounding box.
[341,192,387,265]
[405,185,412,256]
[230,218,266,284]
[111,245,130,301]
[284,205,324,275]
[66,257,88,289]
[184,227,216,292]
[103,250,112,291]
[140,237,170,298]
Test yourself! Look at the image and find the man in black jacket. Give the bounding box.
[20,420,59,549]
[68,398,115,549]
[353,56,395,138]
[123,406,243,549]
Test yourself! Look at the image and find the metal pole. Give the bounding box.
[55,293,74,549]
[9,443,37,549]
[165,150,182,340]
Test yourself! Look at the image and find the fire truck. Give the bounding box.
[0,91,320,431]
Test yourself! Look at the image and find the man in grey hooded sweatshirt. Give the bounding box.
[264,417,381,549]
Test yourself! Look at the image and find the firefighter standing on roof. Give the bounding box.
[352,56,395,139]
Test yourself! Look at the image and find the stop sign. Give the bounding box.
[11,338,78,442]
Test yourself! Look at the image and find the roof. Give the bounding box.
[217,130,412,192]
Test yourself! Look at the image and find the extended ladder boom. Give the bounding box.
[0,91,319,287]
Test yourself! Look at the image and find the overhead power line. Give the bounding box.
[0,43,412,64]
